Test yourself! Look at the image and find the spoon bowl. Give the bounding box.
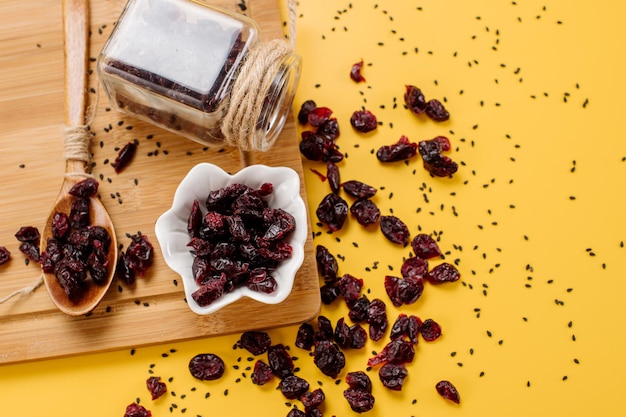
[41,0,118,316]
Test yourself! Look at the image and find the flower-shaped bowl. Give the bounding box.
[155,163,307,315]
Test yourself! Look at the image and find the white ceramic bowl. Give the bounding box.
[155,163,307,315]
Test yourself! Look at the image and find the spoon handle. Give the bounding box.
[63,0,89,128]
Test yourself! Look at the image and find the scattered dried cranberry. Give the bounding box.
[337,274,363,307]
[146,376,167,400]
[124,403,151,417]
[298,99,317,124]
[279,375,310,399]
[251,360,274,385]
[124,234,154,276]
[0,247,10,265]
[350,199,380,226]
[315,244,338,284]
[404,85,427,115]
[345,371,372,392]
[378,363,408,391]
[420,318,442,341]
[379,215,410,245]
[400,257,428,279]
[295,322,315,351]
[350,109,378,133]
[69,177,99,197]
[316,315,334,342]
[435,380,460,404]
[308,107,333,127]
[425,99,450,122]
[367,298,388,341]
[334,317,367,349]
[113,141,137,173]
[188,353,225,381]
[326,162,341,194]
[368,339,415,367]
[14,226,40,243]
[317,118,340,140]
[348,295,370,323]
[342,180,377,199]
[320,283,340,304]
[267,344,294,379]
[390,314,421,344]
[315,193,348,232]
[411,234,442,259]
[384,275,424,307]
[350,59,366,83]
[343,388,375,413]
[237,331,271,355]
[286,409,306,417]
[301,388,325,411]
[313,340,345,378]
[376,135,418,162]
[19,242,40,262]
[426,262,461,284]
[418,136,458,177]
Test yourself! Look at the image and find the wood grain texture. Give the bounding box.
[0,0,319,364]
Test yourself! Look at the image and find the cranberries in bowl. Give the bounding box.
[155,163,307,315]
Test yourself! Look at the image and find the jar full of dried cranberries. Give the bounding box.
[97,0,301,151]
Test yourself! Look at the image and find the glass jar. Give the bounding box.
[97,0,300,151]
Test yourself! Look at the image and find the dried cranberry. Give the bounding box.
[342,180,377,199]
[0,246,10,265]
[343,388,375,413]
[326,162,341,194]
[345,371,372,392]
[350,60,366,83]
[368,339,415,367]
[188,353,225,381]
[367,298,388,341]
[55,261,86,302]
[316,315,334,342]
[308,107,333,127]
[267,344,294,379]
[426,262,461,284]
[300,132,336,162]
[313,340,345,378]
[315,244,338,284]
[348,295,370,323]
[263,209,296,241]
[390,314,421,344]
[237,331,271,355]
[300,388,325,411]
[251,360,274,385]
[19,242,40,262]
[315,193,348,232]
[379,363,408,391]
[146,376,167,400]
[400,257,428,279]
[350,199,380,226]
[125,234,154,276]
[298,100,317,124]
[69,197,90,229]
[246,269,278,293]
[191,275,226,306]
[436,380,460,404]
[113,141,137,173]
[187,199,202,236]
[334,317,367,349]
[418,136,458,177]
[425,99,450,121]
[404,85,427,115]
[376,135,418,162]
[279,375,310,399]
[124,403,152,417]
[420,318,442,341]
[51,212,70,240]
[317,118,340,140]
[14,226,40,243]
[379,215,410,245]
[384,275,424,307]
[411,234,442,259]
[337,274,363,307]
[69,178,99,197]
[350,110,378,133]
[320,283,340,304]
[115,250,135,285]
[295,322,315,351]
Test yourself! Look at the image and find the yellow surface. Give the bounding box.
[1,0,625,416]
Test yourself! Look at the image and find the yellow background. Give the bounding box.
[1,0,625,416]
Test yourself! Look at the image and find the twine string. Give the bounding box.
[221,0,298,151]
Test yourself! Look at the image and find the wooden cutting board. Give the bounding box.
[0,0,320,364]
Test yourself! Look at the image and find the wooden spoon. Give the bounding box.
[40,0,118,316]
